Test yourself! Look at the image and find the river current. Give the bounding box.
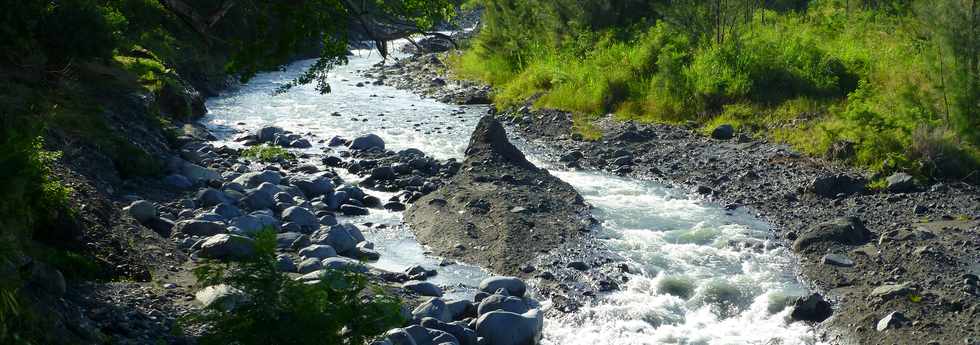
[203,47,822,345]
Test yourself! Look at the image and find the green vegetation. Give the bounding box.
[1,1,455,342]
[191,231,403,345]
[242,145,296,163]
[454,0,980,181]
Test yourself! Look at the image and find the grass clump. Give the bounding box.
[242,145,295,163]
[190,230,403,345]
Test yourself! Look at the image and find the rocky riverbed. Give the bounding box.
[371,51,980,344]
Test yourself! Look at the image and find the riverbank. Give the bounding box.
[372,51,980,344]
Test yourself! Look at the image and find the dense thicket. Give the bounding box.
[456,0,979,182]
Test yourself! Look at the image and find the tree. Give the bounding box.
[918,0,980,144]
[159,0,456,93]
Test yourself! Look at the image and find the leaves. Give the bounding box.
[190,229,404,345]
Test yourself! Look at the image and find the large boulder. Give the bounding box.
[475,309,543,345]
[198,234,256,261]
[348,134,385,151]
[404,116,590,275]
[792,217,871,252]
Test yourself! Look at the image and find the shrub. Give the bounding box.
[191,231,404,345]
[242,145,295,163]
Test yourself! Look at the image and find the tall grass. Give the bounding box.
[451,3,980,180]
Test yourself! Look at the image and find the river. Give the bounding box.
[203,47,822,345]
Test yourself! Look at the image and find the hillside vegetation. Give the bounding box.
[453,0,979,182]
[1,1,454,343]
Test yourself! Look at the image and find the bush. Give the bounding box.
[242,145,295,163]
[191,231,404,345]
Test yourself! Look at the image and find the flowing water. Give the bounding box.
[204,47,822,345]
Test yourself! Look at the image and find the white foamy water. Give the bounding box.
[204,44,821,344]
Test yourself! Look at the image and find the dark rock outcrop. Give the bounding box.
[404,116,591,275]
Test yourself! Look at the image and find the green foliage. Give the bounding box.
[242,145,295,163]
[457,0,980,181]
[191,230,404,345]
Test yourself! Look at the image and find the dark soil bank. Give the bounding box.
[375,52,980,345]
[405,116,593,275]
[405,116,627,312]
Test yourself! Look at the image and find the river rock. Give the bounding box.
[327,191,349,210]
[233,170,282,188]
[711,124,735,140]
[126,200,158,223]
[404,116,590,275]
[790,293,832,322]
[197,188,232,208]
[241,188,276,210]
[870,283,915,301]
[477,294,529,316]
[297,257,323,274]
[195,284,246,311]
[175,220,226,236]
[282,206,318,230]
[479,277,527,297]
[212,202,242,219]
[349,134,386,151]
[386,328,418,345]
[163,174,194,189]
[876,311,910,331]
[293,175,334,198]
[276,255,297,272]
[404,280,444,297]
[413,298,453,322]
[807,174,866,198]
[198,234,256,261]
[298,244,337,259]
[340,204,369,216]
[229,215,275,236]
[321,257,368,273]
[181,162,221,183]
[145,217,175,236]
[792,217,871,252]
[885,172,915,193]
[312,225,357,254]
[822,253,855,267]
[255,126,285,143]
[475,309,543,345]
[421,318,477,345]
